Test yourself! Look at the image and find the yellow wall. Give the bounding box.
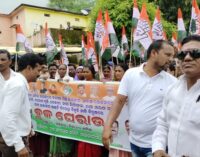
[24,7,89,36]
[0,6,89,47]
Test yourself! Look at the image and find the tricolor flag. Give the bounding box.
[177,8,187,43]
[189,0,200,35]
[104,10,120,58]
[131,0,140,58]
[120,26,129,60]
[101,23,111,61]
[94,10,105,55]
[132,0,140,29]
[87,32,99,72]
[58,34,69,66]
[134,3,152,58]
[171,32,178,48]
[163,31,167,41]
[45,22,58,65]
[152,8,164,40]
[81,35,87,65]
[16,24,33,53]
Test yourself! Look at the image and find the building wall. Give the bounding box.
[24,7,89,37]
[0,5,89,47]
[10,8,26,46]
[24,7,89,47]
[0,15,12,46]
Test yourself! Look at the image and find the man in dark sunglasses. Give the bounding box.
[177,49,200,61]
[152,35,200,157]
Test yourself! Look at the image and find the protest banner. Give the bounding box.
[29,80,131,151]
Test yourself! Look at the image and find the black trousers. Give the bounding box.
[0,134,32,157]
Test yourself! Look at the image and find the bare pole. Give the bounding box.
[130,28,137,67]
[14,52,18,71]
[98,52,102,81]
[129,28,133,68]
[116,57,119,65]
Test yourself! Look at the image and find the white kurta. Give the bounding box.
[118,64,177,148]
[152,75,200,157]
[0,73,31,152]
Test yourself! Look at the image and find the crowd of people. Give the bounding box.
[1,35,200,157]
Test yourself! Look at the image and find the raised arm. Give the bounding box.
[102,94,127,149]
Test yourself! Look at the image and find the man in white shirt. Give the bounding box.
[0,53,43,157]
[0,49,17,113]
[0,50,17,88]
[152,35,200,157]
[0,49,17,157]
[48,63,57,79]
[68,63,76,78]
[0,49,15,81]
[102,40,177,157]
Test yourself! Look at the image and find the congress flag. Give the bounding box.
[45,22,58,65]
[81,35,87,65]
[16,24,33,53]
[132,0,140,29]
[134,4,152,50]
[58,34,69,66]
[189,0,200,35]
[104,10,120,58]
[94,10,105,55]
[87,32,99,72]
[119,26,129,60]
[152,8,164,40]
[177,8,187,43]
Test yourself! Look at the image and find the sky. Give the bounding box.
[0,0,49,14]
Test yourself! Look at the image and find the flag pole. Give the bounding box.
[130,28,137,67]
[15,52,18,72]
[98,53,102,81]
[111,56,115,80]
[129,28,133,68]
[111,56,114,68]
[116,57,119,65]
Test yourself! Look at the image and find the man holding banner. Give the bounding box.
[0,53,43,157]
[102,40,177,157]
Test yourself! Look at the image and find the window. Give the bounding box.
[75,18,80,22]
[44,13,50,17]
[60,24,63,29]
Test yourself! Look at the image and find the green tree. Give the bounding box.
[48,0,96,13]
[90,0,176,40]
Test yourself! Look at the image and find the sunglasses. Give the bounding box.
[177,49,200,60]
